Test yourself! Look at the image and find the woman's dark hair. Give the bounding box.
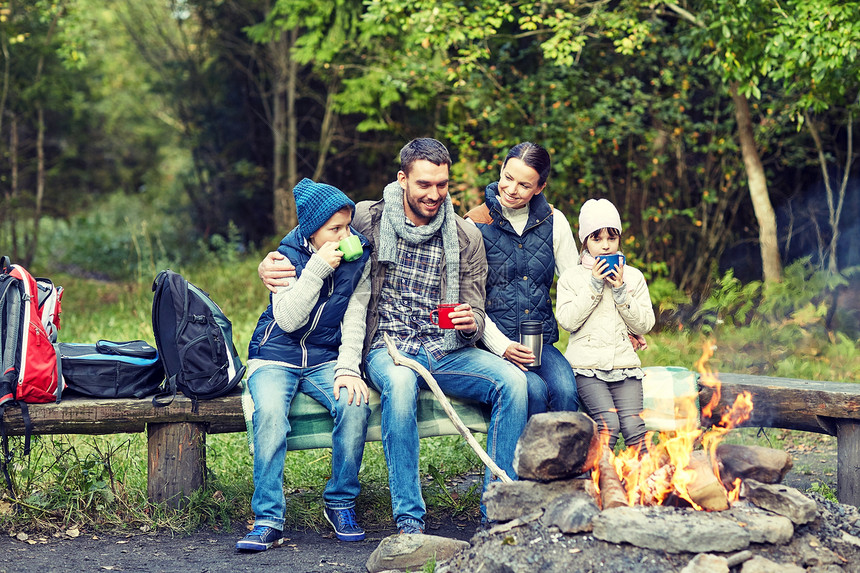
[503,142,552,186]
[399,138,452,175]
[587,227,622,242]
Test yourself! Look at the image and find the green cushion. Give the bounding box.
[241,365,699,453]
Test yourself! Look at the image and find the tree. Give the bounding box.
[660,0,860,280]
[764,1,860,273]
[0,0,104,265]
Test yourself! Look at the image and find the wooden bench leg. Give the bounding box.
[837,420,860,507]
[147,422,207,509]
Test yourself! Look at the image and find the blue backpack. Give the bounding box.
[151,270,245,411]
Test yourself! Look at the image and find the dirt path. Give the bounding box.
[1,515,476,573]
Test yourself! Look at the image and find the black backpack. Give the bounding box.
[151,270,245,411]
[60,340,164,399]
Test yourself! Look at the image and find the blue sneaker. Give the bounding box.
[324,506,365,541]
[236,525,283,551]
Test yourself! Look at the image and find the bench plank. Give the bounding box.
[698,373,860,434]
[0,393,247,436]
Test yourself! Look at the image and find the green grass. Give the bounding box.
[1,254,857,533]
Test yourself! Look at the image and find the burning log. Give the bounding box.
[686,451,730,511]
[597,447,628,509]
[641,463,674,506]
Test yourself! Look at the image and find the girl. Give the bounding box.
[556,198,655,451]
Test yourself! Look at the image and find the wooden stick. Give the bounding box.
[383,333,512,483]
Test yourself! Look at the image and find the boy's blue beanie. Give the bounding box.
[294,178,355,242]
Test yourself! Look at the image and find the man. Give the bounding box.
[260,138,528,534]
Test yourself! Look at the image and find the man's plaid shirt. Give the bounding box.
[370,231,449,359]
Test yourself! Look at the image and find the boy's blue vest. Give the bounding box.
[469,182,559,344]
[247,227,370,366]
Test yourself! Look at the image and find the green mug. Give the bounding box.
[337,235,363,262]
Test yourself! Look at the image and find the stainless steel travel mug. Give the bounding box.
[520,320,543,368]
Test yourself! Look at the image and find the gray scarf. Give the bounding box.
[379,181,461,351]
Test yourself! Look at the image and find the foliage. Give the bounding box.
[691,268,762,332]
[809,481,838,502]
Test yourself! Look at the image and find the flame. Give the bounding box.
[696,341,720,418]
[592,338,754,511]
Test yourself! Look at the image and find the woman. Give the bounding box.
[466,142,579,416]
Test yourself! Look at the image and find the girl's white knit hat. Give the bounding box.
[578,198,622,243]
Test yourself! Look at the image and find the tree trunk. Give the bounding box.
[271,27,297,233]
[804,110,851,274]
[729,84,782,282]
[8,112,19,259]
[285,26,298,229]
[312,85,336,181]
[24,104,46,267]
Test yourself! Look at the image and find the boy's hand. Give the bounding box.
[317,241,345,269]
[335,375,370,406]
[259,251,296,293]
[503,342,536,371]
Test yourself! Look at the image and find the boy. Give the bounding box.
[237,178,372,551]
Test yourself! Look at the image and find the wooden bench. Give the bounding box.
[698,373,860,506]
[0,389,491,508]
[1,370,858,507]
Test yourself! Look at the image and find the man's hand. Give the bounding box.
[503,342,536,371]
[334,375,370,406]
[448,303,477,335]
[259,251,296,293]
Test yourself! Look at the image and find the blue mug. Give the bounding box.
[595,253,626,276]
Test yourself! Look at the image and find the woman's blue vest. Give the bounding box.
[247,227,371,366]
[472,182,559,344]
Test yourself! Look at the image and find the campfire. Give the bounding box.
[592,341,755,512]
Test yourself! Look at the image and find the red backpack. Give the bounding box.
[0,256,64,404]
[0,256,64,496]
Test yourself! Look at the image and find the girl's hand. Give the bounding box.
[317,241,345,269]
[592,257,611,280]
[606,261,624,288]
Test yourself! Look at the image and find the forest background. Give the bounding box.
[0,0,858,532]
[2,0,859,295]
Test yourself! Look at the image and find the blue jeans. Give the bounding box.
[247,361,370,529]
[365,345,528,530]
[525,344,580,417]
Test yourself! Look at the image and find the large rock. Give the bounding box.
[716,444,793,486]
[592,506,751,554]
[540,492,600,533]
[483,478,598,522]
[724,505,794,544]
[365,533,469,573]
[513,411,602,481]
[742,479,818,525]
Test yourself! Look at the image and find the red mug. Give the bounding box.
[430,303,459,329]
